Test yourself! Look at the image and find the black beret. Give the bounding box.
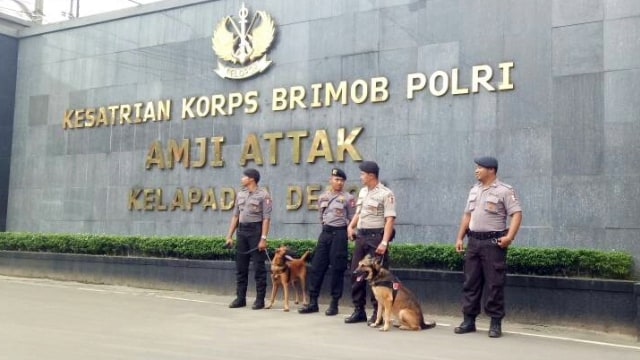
[243,168,261,183]
[331,168,347,180]
[358,161,380,176]
[474,156,498,170]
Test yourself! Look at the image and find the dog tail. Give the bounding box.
[421,320,436,330]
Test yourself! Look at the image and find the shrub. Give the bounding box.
[0,232,633,279]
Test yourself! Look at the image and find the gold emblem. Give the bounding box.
[211,3,276,79]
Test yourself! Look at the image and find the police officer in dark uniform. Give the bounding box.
[299,168,356,316]
[225,168,272,310]
[344,161,396,324]
[454,156,522,338]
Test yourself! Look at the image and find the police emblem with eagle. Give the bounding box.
[211,3,276,79]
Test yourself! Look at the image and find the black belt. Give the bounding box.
[322,225,347,232]
[238,222,262,230]
[467,230,507,240]
[358,228,384,235]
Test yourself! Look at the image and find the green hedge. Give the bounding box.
[0,232,633,280]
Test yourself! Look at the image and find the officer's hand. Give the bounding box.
[258,239,267,251]
[497,237,512,249]
[375,242,388,255]
[455,239,464,253]
[224,238,234,249]
[347,228,356,241]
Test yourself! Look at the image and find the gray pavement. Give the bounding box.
[0,275,638,360]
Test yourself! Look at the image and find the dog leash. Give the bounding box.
[235,246,272,264]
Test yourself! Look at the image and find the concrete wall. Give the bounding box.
[0,33,18,231]
[5,1,640,273]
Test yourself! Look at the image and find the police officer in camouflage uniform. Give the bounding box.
[299,168,356,316]
[225,168,272,310]
[454,156,522,338]
[344,161,396,325]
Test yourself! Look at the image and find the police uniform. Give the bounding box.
[349,162,396,317]
[461,157,521,322]
[233,182,272,305]
[300,168,356,315]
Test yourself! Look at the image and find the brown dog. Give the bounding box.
[265,246,310,311]
[354,254,436,331]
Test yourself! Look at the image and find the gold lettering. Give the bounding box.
[145,141,165,169]
[170,188,185,211]
[187,187,202,211]
[120,104,131,124]
[143,188,155,210]
[286,130,309,164]
[228,92,243,115]
[289,86,307,110]
[306,129,333,163]
[196,96,210,118]
[108,105,118,125]
[244,91,259,114]
[211,94,226,116]
[156,188,167,211]
[63,110,74,129]
[74,109,85,128]
[84,108,95,128]
[166,139,189,169]
[210,136,225,167]
[429,70,449,97]
[286,185,302,210]
[239,133,263,165]
[133,102,144,123]
[263,132,283,165]
[158,100,171,121]
[325,81,347,106]
[128,189,143,210]
[143,101,156,122]
[350,79,368,104]
[202,188,218,210]
[451,68,470,95]
[498,61,515,90]
[272,88,287,111]
[406,73,427,99]
[306,184,321,210]
[220,187,236,210]
[191,138,207,168]
[472,64,495,92]
[182,97,196,119]
[95,108,109,127]
[370,77,389,102]
[310,83,323,108]
[336,127,363,162]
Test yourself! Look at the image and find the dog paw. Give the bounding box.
[379,327,390,332]
[283,308,289,312]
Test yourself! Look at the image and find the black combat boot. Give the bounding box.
[343,306,367,323]
[366,308,378,326]
[298,297,319,314]
[251,298,265,310]
[454,314,477,334]
[228,297,246,308]
[324,298,339,316]
[488,317,502,338]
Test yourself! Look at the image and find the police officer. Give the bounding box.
[454,156,522,338]
[225,168,272,310]
[299,168,356,316]
[344,161,396,324]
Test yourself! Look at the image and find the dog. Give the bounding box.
[354,254,436,331]
[265,245,310,312]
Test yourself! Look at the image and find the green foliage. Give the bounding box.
[0,232,633,279]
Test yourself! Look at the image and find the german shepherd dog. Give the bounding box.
[354,255,436,331]
[265,245,310,312]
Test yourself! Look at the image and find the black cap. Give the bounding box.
[358,161,380,177]
[474,156,498,171]
[331,168,347,180]
[243,168,260,183]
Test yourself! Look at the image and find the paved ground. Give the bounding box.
[0,275,638,360]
